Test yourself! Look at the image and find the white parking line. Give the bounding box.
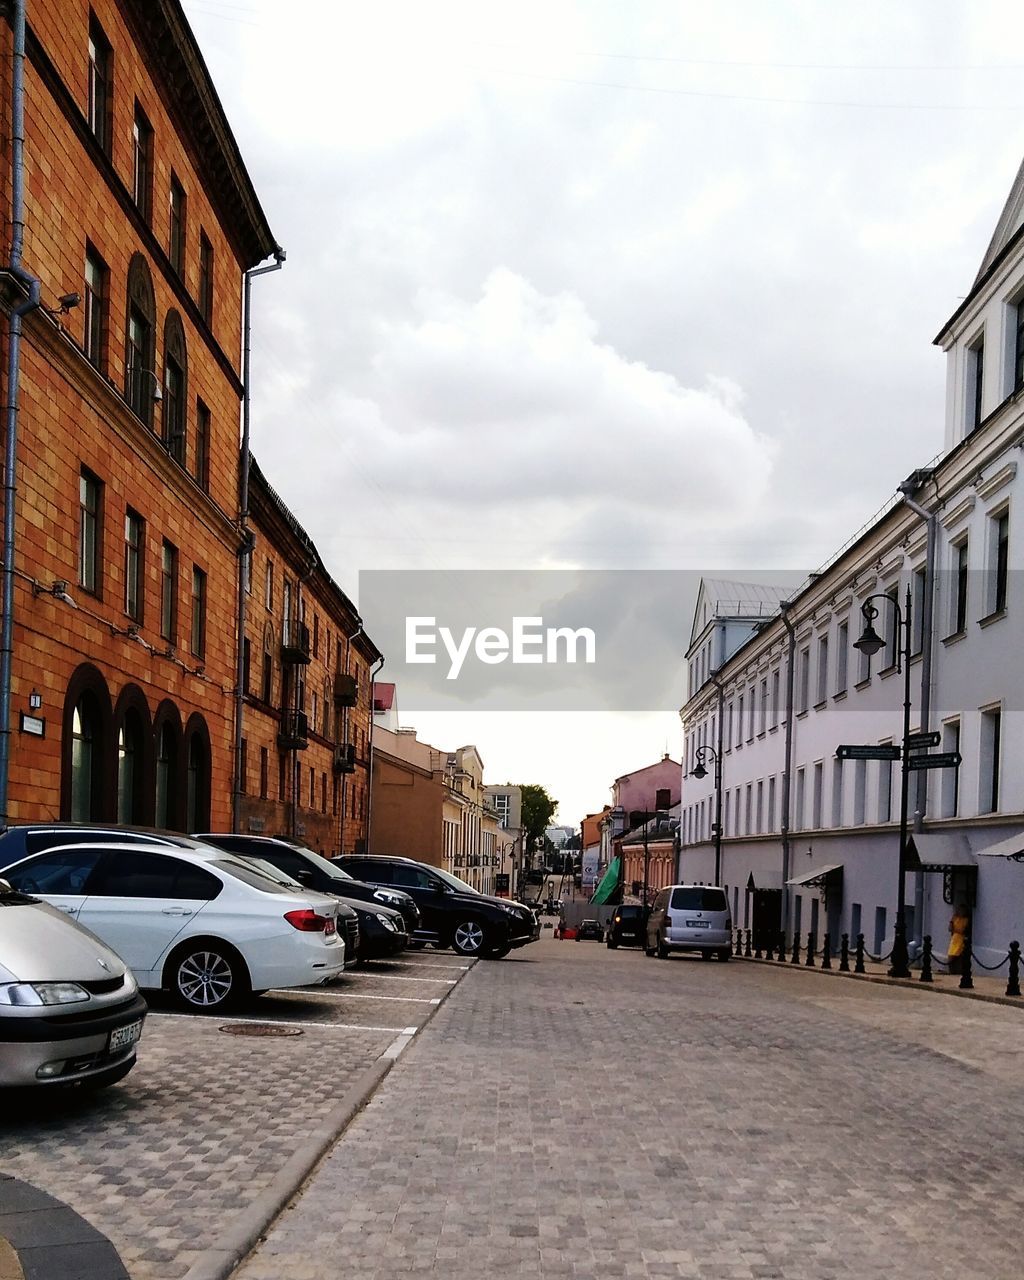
[380,1026,419,1060]
[149,1011,405,1033]
[342,972,458,985]
[382,962,471,971]
[269,989,441,1006]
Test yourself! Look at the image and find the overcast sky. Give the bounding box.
[184,0,1024,827]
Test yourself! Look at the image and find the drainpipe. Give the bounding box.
[0,0,43,825]
[778,600,797,935]
[897,469,939,951]
[364,654,385,853]
[231,247,285,832]
[708,673,725,884]
[337,620,362,854]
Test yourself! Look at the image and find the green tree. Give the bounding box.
[520,783,557,852]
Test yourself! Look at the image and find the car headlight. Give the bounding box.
[497,903,518,915]
[373,890,403,908]
[376,913,399,932]
[0,981,90,1006]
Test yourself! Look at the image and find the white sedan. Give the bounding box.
[0,842,346,1012]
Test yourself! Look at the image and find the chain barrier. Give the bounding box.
[970,948,1011,972]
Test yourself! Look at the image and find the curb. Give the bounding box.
[184,958,474,1280]
[736,955,1024,1009]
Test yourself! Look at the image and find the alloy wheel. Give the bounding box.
[453,920,485,955]
[176,950,234,1007]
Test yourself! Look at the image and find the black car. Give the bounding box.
[193,834,421,938]
[606,904,647,949]
[340,855,537,960]
[576,918,604,942]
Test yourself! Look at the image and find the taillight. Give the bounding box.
[284,909,332,932]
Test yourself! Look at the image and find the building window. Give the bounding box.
[117,712,144,824]
[132,103,153,222]
[770,670,780,729]
[261,648,273,703]
[199,231,214,324]
[794,767,805,830]
[87,15,112,154]
[798,646,810,714]
[951,537,969,635]
[835,619,848,695]
[83,244,108,370]
[816,635,828,705]
[242,637,251,694]
[758,678,768,734]
[911,567,926,655]
[162,312,188,465]
[980,707,1002,814]
[812,761,823,829]
[767,776,777,832]
[853,758,866,825]
[878,750,893,823]
[124,509,143,621]
[968,336,984,433]
[856,605,872,683]
[70,698,97,821]
[988,508,1009,616]
[242,544,252,596]
[265,559,274,610]
[831,759,844,827]
[125,256,156,425]
[190,566,207,658]
[78,469,101,595]
[195,399,210,492]
[169,175,186,276]
[941,720,960,818]
[883,586,899,669]
[747,686,755,740]
[160,540,177,644]
[1014,298,1024,394]
[755,780,763,834]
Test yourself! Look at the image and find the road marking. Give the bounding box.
[342,972,459,985]
[380,1026,419,1061]
[269,989,442,1005]
[149,1012,405,1033]
[380,961,471,971]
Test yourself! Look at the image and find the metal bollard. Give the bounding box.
[821,933,832,970]
[1006,941,1021,998]
[736,929,743,956]
[791,932,801,964]
[959,928,974,990]
[805,930,816,967]
[754,932,763,960]
[839,933,850,972]
[919,934,933,983]
[854,933,866,974]
[745,929,753,958]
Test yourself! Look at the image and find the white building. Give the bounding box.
[679,157,1024,968]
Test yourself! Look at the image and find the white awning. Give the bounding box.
[973,831,1024,862]
[906,832,976,870]
[786,863,843,888]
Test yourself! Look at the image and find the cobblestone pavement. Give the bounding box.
[236,939,1024,1280]
[0,955,471,1280]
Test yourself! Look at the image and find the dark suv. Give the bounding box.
[606,904,647,949]
[340,855,538,959]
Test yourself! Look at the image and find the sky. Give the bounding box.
[182,0,1024,826]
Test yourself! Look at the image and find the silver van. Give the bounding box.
[645,884,732,961]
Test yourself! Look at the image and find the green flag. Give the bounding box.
[591,855,622,906]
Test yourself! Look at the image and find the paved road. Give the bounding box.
[236,939,1024,1280]
[0,955,471,1280]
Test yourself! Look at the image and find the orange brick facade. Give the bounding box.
[0,2,378,842]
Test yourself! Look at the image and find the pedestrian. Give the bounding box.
[553,919,562,940]
[948,901,970,974]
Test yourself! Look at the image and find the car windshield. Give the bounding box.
[431,866,480,895]
[212,858,300,895]
[669,887,728,912]
[299,849,355,882]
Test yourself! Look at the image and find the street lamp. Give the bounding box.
[854,586,913,979]
[691,745,723,885]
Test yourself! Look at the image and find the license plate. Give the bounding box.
[108,1019,143,1052]
[686,920,711,928]
[325,917,336,935]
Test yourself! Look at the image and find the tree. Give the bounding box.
[520,783,557,853]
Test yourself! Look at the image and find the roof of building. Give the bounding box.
[613,754,680,785]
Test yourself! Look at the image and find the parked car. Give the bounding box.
[606,904,647,949]
[1,877,147,1091]
[193,834,421,938]
[576,919,603,941]
[0,842,348,1010]
[645,884,732,961]
[340,854,538,959]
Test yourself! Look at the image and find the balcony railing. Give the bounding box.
[281,620,311,665]
[277,710,309,750]
[332,743,356,773]
[333,673,357,707]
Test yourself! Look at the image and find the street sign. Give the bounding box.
[836,744,902,761]
[906,751,962,771]
[906,731,942,750]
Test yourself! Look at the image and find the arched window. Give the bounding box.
[155,721,177,829]
[183,713,212,831]
[70,699,97,821]
[125,253,157,426]
[162,310,188,465]
[61,664,114,821]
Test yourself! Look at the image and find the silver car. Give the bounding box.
[0,878,147,1090]
[646,884,732,961]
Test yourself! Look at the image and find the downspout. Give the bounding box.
[231,247,285,832]
[898,471,939,951]
[364,654,385,853]
[708,673,725,884]
[338,620,362,854]
[0,0,43,825]
[778,601,797,935]
[289,552,316,840]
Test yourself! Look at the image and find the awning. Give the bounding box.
[786,863,843,889]
[973,830,1024,862]
[747,869,783,892]
[906,832,976,871]
[590,856,622,906]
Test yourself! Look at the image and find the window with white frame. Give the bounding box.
[878,750,893,824]
[794,767,806,830]
[911,567,926,655]
[747,686,755,740]
[853,758,866,825]
[831,759,844,827]
[940,720,960,818]
[986,506,1009,617]
[980,706,1002,814]
[812,761,823,829]
[767,776,776,832]
[950,536,969,635]
[835,618,849,695]
[759,678,768,735]
[816,634,828,705]
[736,695,744,747]
[770,669,780,728]
[967,334,985,434]
[798,646,810,714]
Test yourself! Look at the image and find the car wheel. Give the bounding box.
[482,943,512,960]
[166,940,250,1012]
[656,937,669,960]
[718,949,731,962]
[451,919,488,957]
[607,940,618,949]
[701,950,713,961]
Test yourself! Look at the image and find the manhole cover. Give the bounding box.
[219,1023,304,1038]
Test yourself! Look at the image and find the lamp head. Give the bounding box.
[691,761,708,780]
[854,622,885,657]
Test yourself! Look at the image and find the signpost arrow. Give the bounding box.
[906,751,962,771]
[836,744,902,761]
[906,730,942,750]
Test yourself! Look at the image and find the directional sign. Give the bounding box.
[906,731,942,750]
[836,744,902,761]
[906,751,962,771]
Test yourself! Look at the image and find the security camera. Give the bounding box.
[58,292,81,312]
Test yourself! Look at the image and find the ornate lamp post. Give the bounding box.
[853,585,913,979]
[691,745,723,885]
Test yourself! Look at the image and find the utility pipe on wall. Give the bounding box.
[364,654,385,853]
[778,600,797,935]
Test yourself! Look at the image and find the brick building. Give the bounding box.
[0,1,278,827]
[235,460,380,855]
